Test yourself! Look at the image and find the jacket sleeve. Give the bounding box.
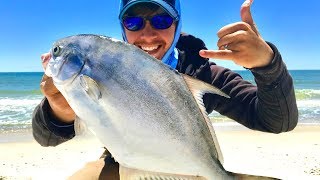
[32,98,75,146]
[196,42,298,133]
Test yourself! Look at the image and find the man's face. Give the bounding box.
[123,7,176,60]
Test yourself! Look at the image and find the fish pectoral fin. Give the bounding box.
[80,75,102,101]
[182,74,229,99]
[119,165,206,180]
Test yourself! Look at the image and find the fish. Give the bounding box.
[45,34,274,180]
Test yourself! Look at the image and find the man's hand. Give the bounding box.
[40,53,75,123]
[199,0,274,69]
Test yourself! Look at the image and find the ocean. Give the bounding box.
[0,70,319,132]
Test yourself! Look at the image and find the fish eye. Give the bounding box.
[52,46,62,56]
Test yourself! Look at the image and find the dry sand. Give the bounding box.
[0,124,319,179]
[214,123,320,179]
[0,132,105,180]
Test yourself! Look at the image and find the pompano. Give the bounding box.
[45,34,274,179]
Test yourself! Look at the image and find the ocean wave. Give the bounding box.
[0,97,42,123]
[209,100,320,124]
[0,97,42,107]
[297,99,320,123]
[295,89,320,100]
[297,99,320,107]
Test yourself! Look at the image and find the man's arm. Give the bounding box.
[177,31,297,133]
[199,43,298,133]
[32,98,75,146]
[194,0,298,132]
[249,42,298,132]
[32,53,76,146]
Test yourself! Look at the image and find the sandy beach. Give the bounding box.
[0,132,106,180]
[214,123,320,179]
[0,124,319,179]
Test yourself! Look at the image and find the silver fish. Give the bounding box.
[46,34,274,180]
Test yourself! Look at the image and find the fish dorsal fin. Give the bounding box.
[182,74,230,164]
[182,74,229,99]
[119,165,206,180]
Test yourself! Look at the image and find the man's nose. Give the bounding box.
[140,21,157,40]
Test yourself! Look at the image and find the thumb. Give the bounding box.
[240,0,259,35]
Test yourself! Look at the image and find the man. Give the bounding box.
[32,0,298,178]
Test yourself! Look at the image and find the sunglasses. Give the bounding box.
[122,14,175,31]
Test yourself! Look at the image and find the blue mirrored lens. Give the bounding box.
[151,15,174,29]
[123,17,144,31]
[123,14,174,31]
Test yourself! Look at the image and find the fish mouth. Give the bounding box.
[45,56,64,78]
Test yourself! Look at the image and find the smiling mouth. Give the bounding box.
[140,45,161,57]
[141,46,159,51]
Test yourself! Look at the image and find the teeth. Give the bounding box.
[141,46,158,51]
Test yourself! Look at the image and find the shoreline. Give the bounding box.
[0,129,33,143]
[0,123,319,179]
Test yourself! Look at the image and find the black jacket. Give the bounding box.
[32,33,298,147]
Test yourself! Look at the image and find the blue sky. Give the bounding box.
[1,0,319,72]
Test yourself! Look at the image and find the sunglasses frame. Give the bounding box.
[122,14,176,31]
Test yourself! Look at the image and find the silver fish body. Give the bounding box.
[46,34,272,180]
